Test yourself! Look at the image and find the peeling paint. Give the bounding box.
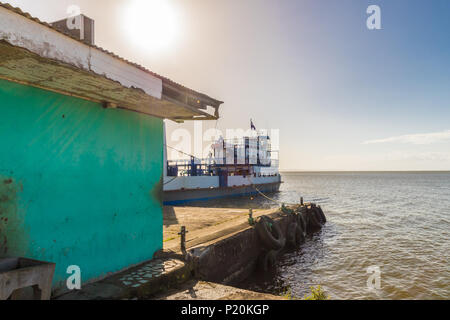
[0,5,221,122]
[0,6,162,99]
[0,41,202,120]
[150,174,164,208]
[0,79,163,289]
[0,175,28,256]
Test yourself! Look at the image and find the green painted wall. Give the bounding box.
[0,79,163,289]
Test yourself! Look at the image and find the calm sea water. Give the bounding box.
[192,172,450,300]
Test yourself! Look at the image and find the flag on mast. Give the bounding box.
[251,119,256,131]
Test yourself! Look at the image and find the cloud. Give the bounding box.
[385,151,450,161]
[363,130,450,145]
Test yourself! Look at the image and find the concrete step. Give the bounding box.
[153,280,285,300]
[55,258,191,300]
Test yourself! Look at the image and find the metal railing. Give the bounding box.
[167,157,280,177]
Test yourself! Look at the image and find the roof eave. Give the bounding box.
[0,2,223,121]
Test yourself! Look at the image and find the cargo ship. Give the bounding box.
[163,131,281,205]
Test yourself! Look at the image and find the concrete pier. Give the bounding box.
[153,280,285,300]
[55,204,322,300]
[186,209,290,286]
[163,206,277,253]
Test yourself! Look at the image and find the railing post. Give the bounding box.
[248,209,255,226]
[178,226,188,254]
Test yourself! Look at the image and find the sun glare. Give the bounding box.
[123,0,179,53]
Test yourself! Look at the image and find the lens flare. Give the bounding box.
[123,0,179,52]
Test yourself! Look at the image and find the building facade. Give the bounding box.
[0,3,222,290]
[0,78,164,288]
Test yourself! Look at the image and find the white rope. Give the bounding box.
[246,176,297,206]
[163,176,178,186]
[165,144,199,160]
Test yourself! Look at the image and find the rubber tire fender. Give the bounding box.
[295,223,305,246]
[286,223,298,248]
[255,215,285,250]
[258,250,277,272]
[308,207,322,231]
[296,213,307,238]
[313,207,325,225]
[317,206,327,224]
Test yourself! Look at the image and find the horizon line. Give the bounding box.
[280,170,450,173]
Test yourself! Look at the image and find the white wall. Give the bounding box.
[228,175,280,187]
[164,175,280,191]
[0,7,162,99]
[164,176,219,191]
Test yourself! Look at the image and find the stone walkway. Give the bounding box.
[117,259,185,289]
[56,206,282,300]
[163,206,277,252]
[56,258,189,300]
[153,280,285,300]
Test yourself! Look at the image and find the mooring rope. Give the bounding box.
[163,176,178,186]
[165,144,199,160]
[163,169,298,207]
[246,176,297,206]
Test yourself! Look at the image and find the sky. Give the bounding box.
[6,0,450,171]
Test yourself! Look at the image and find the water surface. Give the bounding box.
[190,172,450,300]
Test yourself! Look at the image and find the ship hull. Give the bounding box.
[163,181,281,206]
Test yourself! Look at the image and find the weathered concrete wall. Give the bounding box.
[190,211,291,285]
[0,79,164,289]
[0,6,162,99]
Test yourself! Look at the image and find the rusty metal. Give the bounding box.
[178,226,188,254]
[0,257,55,300]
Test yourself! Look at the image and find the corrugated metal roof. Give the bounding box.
[0,1,223,105]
